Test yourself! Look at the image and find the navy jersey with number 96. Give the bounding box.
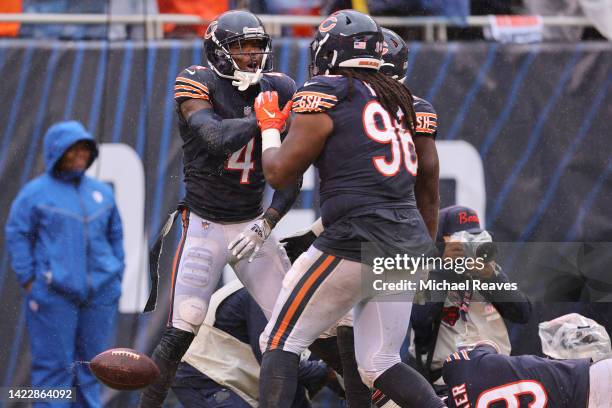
[292,75,419,227]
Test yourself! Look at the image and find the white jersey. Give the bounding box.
[411,290,511,376]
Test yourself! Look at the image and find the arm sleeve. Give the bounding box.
[175,66,260,156]
[269,178,302,219]
[5,190,38,286]
[185,108,259,156]
[107,201,125,278]
[478,268,532,323]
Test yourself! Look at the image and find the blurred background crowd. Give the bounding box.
[0,0,610,41]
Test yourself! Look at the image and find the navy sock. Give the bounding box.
[259,349,300,408]
[373,363,446,408]
[337,326,372,407]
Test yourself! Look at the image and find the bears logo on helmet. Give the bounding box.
[319,15,338,33]
[203,10,273,90]
[309,10,383,77]
[204,21,217,40]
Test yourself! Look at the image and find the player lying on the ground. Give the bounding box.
[443,313,612,408]
[139,10,300,408]
[443,342,612,408]
[254,9,445,408]
[171,280,332,408]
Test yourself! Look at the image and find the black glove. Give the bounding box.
[280,230,317,263]
[298,360,331,400]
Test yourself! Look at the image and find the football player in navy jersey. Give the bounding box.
[380,27,440,239]
[277,26,442,408]
[253,10,445,408]
[139,10,300,407]
[280,27,439,264]
[442,340,612,408]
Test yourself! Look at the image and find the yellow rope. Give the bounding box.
[351,0,370,14]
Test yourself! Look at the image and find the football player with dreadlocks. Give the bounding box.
[253,10,445,408]
[277,26,442,408]
[381,27,439,239]
[139,10,299,407]
[281,27,440,257]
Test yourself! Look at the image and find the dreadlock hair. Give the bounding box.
[334,68,417,136]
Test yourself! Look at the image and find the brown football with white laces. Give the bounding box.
[90,348,159,390]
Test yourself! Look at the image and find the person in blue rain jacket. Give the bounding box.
[5,120,124,408]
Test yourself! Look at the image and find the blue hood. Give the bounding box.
[43,121,98,173]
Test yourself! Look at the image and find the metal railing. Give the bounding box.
[0,13,596,41]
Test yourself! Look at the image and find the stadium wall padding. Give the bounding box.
[0,39,611,405]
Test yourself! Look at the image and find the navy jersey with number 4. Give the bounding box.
[292,75,431,261]
[174,66,296,222]
[442,345,590,408]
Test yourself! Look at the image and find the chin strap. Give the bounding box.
[230,51,268,91]
[232,69,263,91]
[210,64,264,92]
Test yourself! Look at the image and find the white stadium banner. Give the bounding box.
[438,140,487,226]
[88,143,148,314]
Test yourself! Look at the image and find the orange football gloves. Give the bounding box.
[254,91,293,132]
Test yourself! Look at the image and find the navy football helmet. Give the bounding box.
[204,10,273,90]
[380,28,408,80]
[309,9,384,77]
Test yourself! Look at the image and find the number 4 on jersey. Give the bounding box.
[226,138,255,184]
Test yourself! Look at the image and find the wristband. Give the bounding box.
[262,128,281,152]
[263,211,280,230]
[310,218,324,237]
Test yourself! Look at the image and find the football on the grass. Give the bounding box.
[90,348,159,390]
